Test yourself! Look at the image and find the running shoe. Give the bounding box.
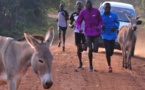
[89,66,93,72]
[108,67,112,73]
[62,46,65,52]
[78,62,83,68]
[58,41,61,47]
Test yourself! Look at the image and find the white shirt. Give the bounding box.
[57,11,67,27]
[74,16,85,33]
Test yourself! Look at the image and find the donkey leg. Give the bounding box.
[123,55,127,69]
[128,49,132,70]
[124,51,128,69]
[122,47,127,69]
[7,72,22,90]
[122,47,125,68]
[127,60,132,70]
[8,77,17,90]
[122,59,124,68]
[128,62,132,70]
[122,53,125,68]
[130,63,132,70]
[127,59,131,70]
[8,77,22,90]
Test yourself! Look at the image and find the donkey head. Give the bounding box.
[24,27,54,89]
[125,14,141,31]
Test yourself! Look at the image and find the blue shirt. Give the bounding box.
[101,12,119,40]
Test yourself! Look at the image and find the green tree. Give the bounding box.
[0,0,60,38]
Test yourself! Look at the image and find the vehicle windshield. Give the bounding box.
[99,6,136,22]
[111,7,135,22]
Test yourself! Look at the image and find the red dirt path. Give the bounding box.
[0,27,145,90]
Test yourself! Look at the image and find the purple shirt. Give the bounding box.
[76,8,103,36]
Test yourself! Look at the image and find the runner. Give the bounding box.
[101,3,119,72]
[69,1,87,68]
[57,3,69,52]
[76,0,103,71]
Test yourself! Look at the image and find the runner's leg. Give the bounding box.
[75,33,83,68]
[77,43,83,68]
[62,27,67,51]
[104,39,111,67]
[92,36,99,52]
[81,34,87,51]
[86,36,93,71]
[110,40,115,56]
[58,26,61,47]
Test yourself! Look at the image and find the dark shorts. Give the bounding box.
[86,36,99,52]
[58,26,67,33]
[75,32,86,45]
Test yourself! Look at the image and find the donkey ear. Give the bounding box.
[24,33,40,49]
[44,26,54,46]
[125,14,131,21]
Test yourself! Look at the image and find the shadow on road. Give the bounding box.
[99,50,145,61]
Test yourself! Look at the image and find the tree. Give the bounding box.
[0,0,60,37]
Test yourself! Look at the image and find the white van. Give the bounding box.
[98,1,142,55]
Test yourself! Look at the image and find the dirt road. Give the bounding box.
[0,28,145,90]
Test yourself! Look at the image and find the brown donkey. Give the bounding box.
[0,27,54,90]
[118,14,141,70]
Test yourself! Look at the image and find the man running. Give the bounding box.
[69,1,87,68]
[76,0,103,71]
[101,3,119,72]
[57,4,69,52]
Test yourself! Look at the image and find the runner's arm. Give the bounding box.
[76,11,84,31]
[69,13,75,28]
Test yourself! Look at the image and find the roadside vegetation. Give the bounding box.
[0,0,144,39]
